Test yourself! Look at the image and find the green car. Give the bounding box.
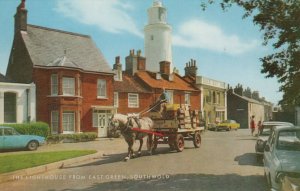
[0,126,45,151]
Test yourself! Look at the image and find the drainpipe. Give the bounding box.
[26,88,30,122]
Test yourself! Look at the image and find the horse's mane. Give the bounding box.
[113,113,128,125]
[113,113,153,131]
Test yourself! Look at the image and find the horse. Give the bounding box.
[109,113,155,161]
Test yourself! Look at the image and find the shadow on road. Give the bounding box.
[234,153,263,166]
[63,147,180,169]
[57,173,268,191]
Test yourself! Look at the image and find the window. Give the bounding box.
[62,112,75,133]
[51,111,59,134]
[114,92,119,108]
[213,91,216,104]
[206,91,211,103]
[165,90,173,104]
[217,93,221,104]
[4,92,17,123]
[97,79,107,98]
[77,77,81,96]
[62,77,75,96]
[128,93,139,108]
[51,74,58,95]
[184,93,191,105]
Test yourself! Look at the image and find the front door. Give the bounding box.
[97,113,107,138]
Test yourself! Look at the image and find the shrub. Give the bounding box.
[47,132,98,143]
[2,122,50,138]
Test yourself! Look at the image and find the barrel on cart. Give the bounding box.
[146,104,204,152]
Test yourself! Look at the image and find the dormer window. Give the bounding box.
[156,73,161,80]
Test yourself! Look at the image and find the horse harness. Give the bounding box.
[121,116,143,140]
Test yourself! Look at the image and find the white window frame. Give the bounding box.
[128,93,139,108]
[51,74,58,95]
[165,90,173,104]
[62,77,75,96]
[184,93,191,105]
[97,79,107,98]
[51,111,59,134]
[114,92,119,108]
[62,111,75,134]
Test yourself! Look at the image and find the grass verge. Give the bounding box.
[0,150,97,174]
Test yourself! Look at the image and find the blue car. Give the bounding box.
[0,126,45,151]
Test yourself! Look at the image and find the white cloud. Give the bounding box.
[173,19,259,55]
[55,0,142,37]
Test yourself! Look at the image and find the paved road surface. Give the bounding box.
[1,129,268,191]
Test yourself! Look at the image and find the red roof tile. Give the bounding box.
[136,71,199,92]
[113,73,152,93]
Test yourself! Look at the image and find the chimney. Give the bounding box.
[159,61,171,75]
[184,59,198,77]
[113,56,122,81]
[14,0,27,34]
[234,84,243,96]
[125,49,146,75]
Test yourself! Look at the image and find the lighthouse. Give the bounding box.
[144,0,173,73]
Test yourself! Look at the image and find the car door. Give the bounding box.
[264,130,276,176]
[3,128,23,149]
[0,129,4,149]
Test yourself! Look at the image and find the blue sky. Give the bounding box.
[0,0,282,104]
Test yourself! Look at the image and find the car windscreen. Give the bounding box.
[277,129,300,151]
[260,125,275,136]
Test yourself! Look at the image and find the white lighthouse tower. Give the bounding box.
[144,0,173,73]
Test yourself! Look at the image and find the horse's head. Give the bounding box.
[109,113,128,132]
[108,114,119,132]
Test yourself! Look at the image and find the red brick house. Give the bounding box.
[6,0,115,137]
[113,50,201,115]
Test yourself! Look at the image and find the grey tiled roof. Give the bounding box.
[0,73,11,82]
[22,24,113,74]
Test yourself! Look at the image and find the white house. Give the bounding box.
[0,74,36,124]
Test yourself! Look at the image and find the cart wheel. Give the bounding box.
[193,131,201,148]
[174,134,184,152]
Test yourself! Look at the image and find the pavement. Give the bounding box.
[0,137,131,184]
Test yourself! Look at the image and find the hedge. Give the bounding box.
[47,132,98,143]
[2,122,50,138]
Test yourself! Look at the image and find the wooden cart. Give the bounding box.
[146,104,204,152]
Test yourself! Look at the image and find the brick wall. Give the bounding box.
[33,67,114,133]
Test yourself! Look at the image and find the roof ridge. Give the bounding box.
[27,24,91,38]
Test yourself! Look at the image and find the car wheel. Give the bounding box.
[27,140,38,151]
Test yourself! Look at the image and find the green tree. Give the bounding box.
[202,0,300,110]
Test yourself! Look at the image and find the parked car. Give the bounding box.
[0,126,45,151]
[263,126,300,190]
[255,121,294,160]
[281,176,300,191]
[215,120,240,131]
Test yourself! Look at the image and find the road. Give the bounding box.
[1,129,268,191]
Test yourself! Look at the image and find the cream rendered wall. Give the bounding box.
[0,82,36,124]
[248,102,265,125]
